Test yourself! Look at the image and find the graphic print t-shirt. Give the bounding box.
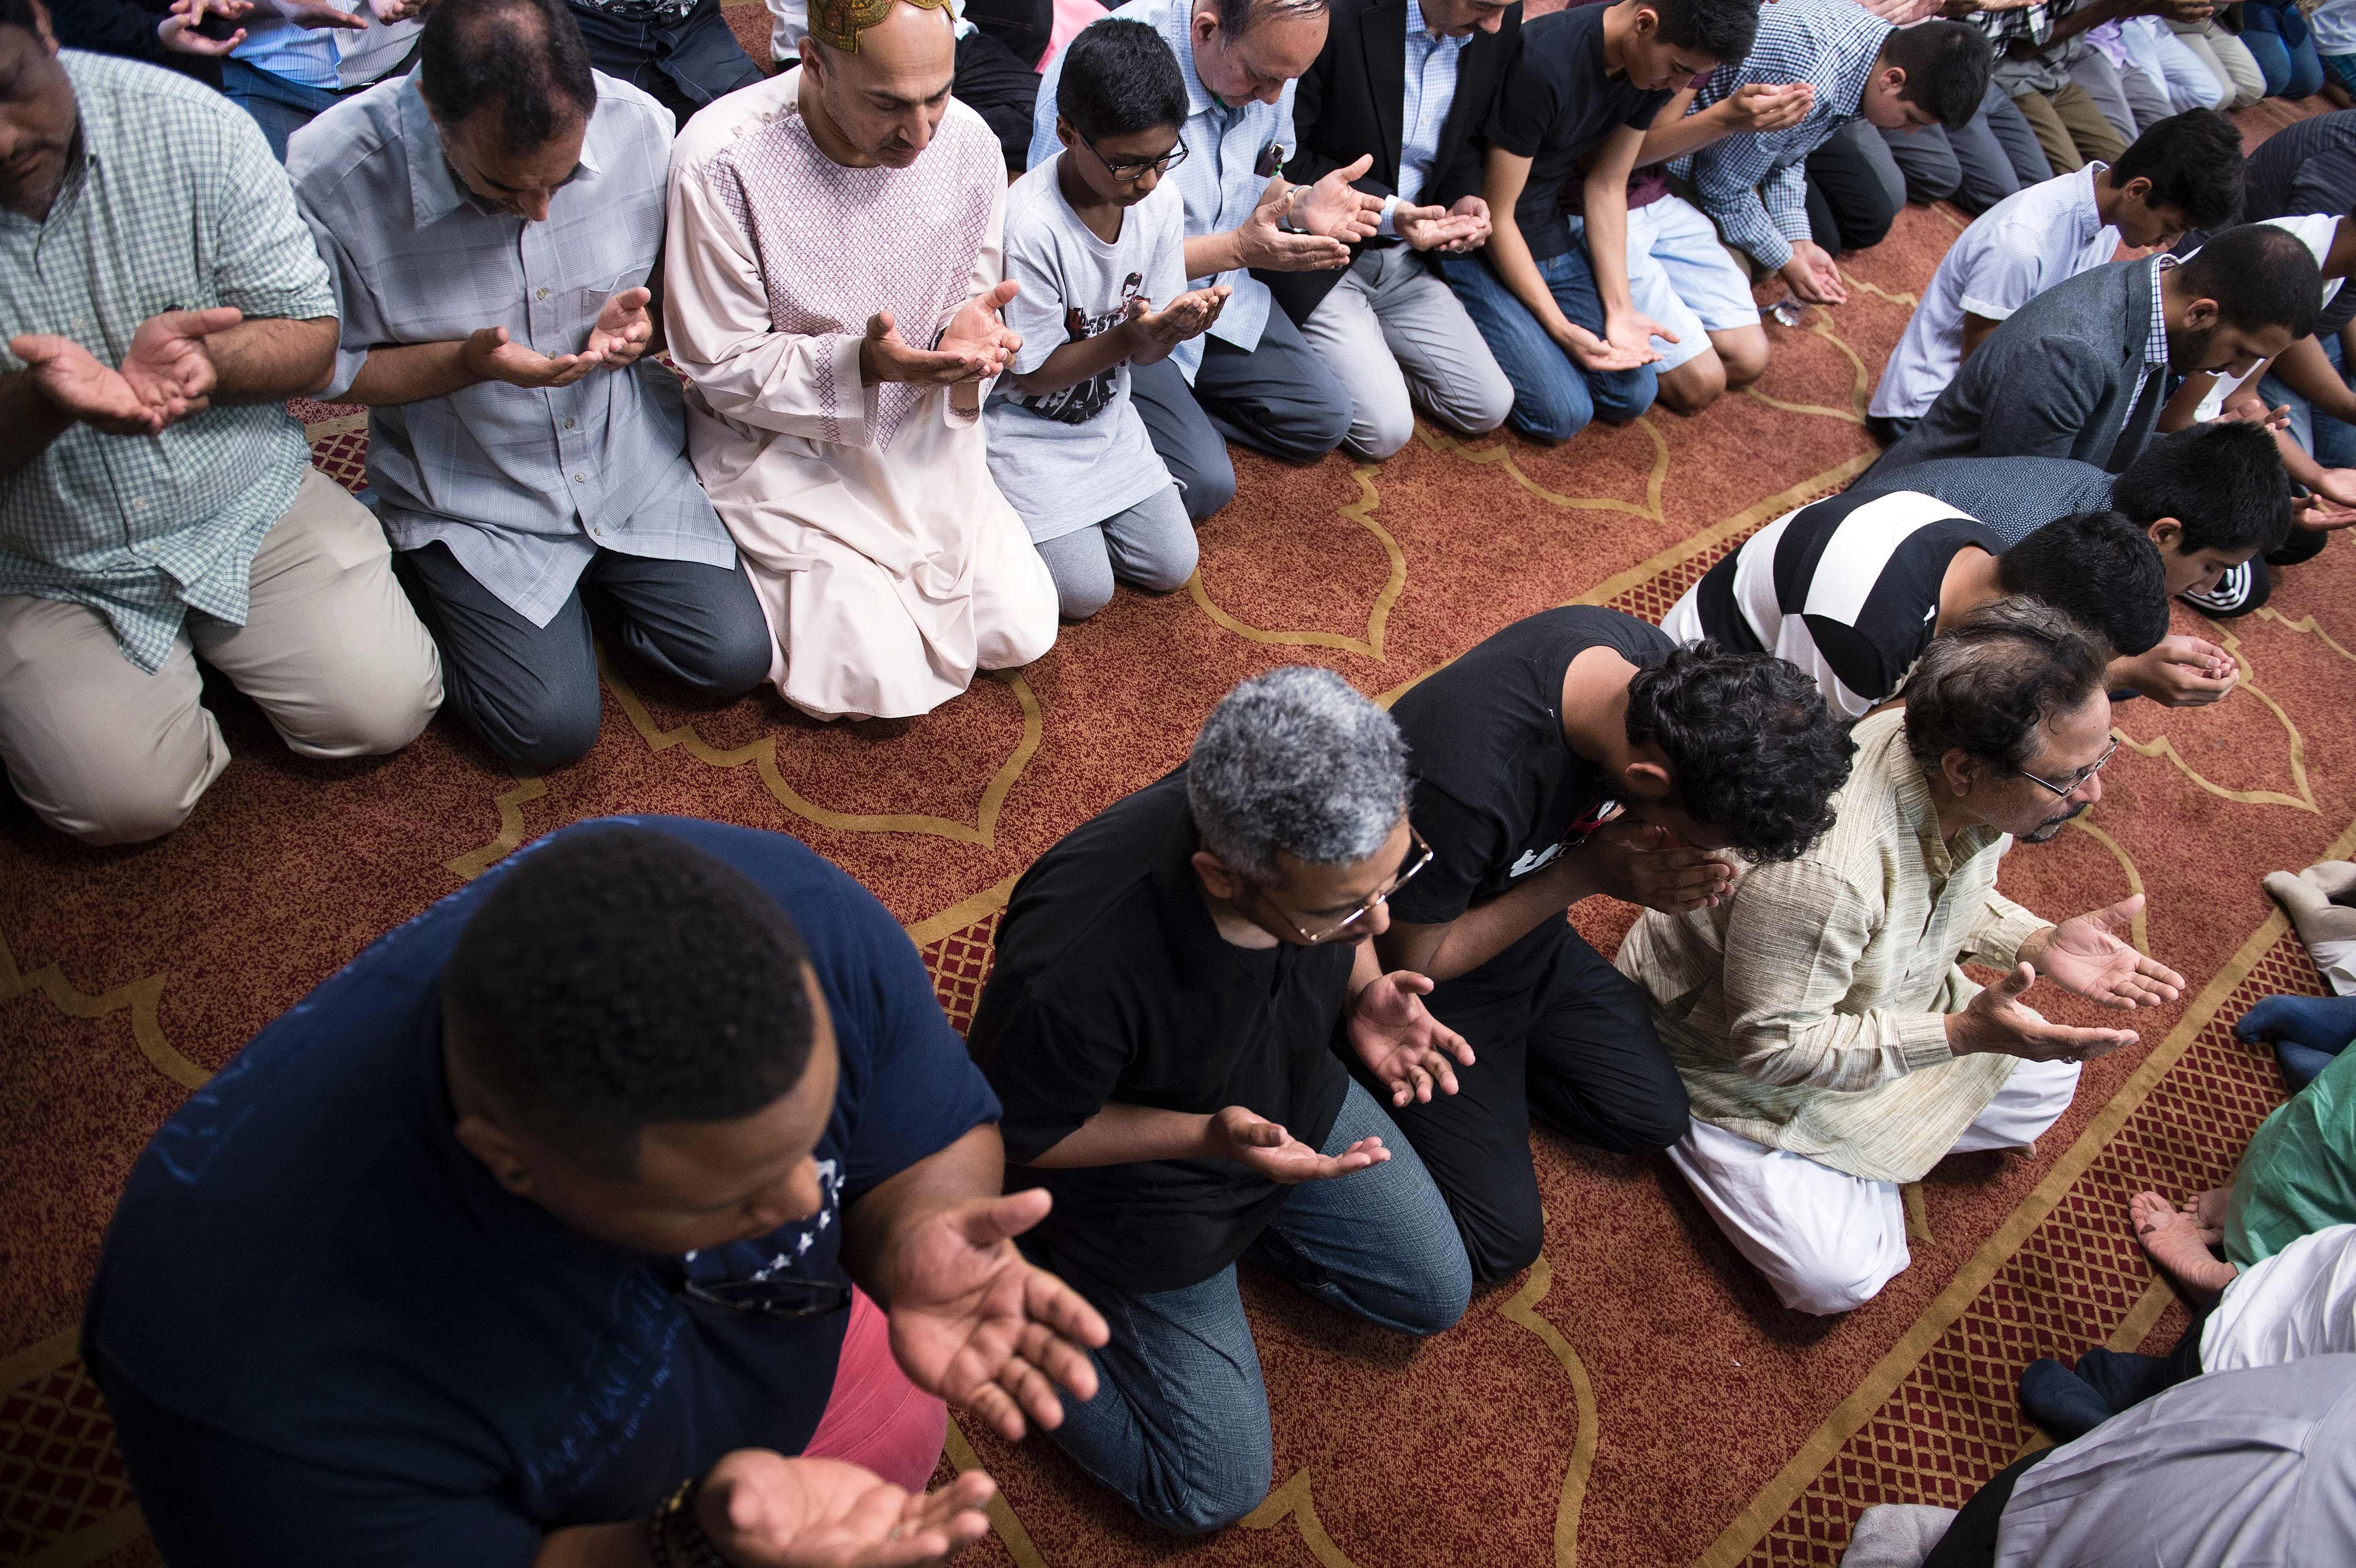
[1387,606,1676,985]
[986,158,1190,542]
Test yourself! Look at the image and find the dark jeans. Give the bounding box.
[1043,1082,1470,1534]
[571,0,765,126]
[1437,241,1659,444]
[399,541,771,770]
[1881,80,2054,215]
[2243,2,2327,97]
[1358,924,1690,1283]
[221,51,415,162]
[1805,120,1902,257]
[1130,308,1353,521]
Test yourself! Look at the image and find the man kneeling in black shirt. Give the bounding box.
[967,666,1475,1535]
[1377,606,1855,1282]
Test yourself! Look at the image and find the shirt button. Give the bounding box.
[563,417,576,429]
[536,287,550,301]
[573,472,586,483]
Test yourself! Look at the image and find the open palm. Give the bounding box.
[2034,896,2185,1009]
[699,1451,997,1568]
[884,1190,1105,1441]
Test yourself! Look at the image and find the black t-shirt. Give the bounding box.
[1688,486,1998,721]
[2244,108,2356,227]
[1485,6,1674,263]
[82,817,1001,1568]
[966,769,1355,1296]
[1386,606,1674,982]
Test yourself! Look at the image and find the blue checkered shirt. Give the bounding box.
[0,53,336,672]
[1032,0,1299,380]
[291,73,734,629]
[2144,252,2176,372]
[1390,0,1469,217]
[1673,0,1893,271]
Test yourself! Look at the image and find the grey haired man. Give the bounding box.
[964,665,1473,1534]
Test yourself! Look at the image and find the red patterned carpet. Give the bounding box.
[3,76,2350,1568]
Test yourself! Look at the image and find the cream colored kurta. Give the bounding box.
[665,74,1057,721]
[1616,710,2057,1184]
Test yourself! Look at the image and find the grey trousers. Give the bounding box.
[399,539,771,770]
[2070,45,2144,144]
[1130,305,1354,523]
[1880,81,2053,214]
[1296,245,1515,459]
[1030,484,1198,620]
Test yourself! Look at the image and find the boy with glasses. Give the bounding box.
[987,19,1231,620]
[966,666,1474,1534]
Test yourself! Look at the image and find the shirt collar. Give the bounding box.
[1169,0,1221,122]
[1886,724,1997,881]
[2145,251,2178,369]
[401,73,605,228]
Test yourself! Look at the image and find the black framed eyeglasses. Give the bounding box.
[1078,129,1188,183]
[678,1274,853,1320]
[1258,825,1434,945]
[2012,738,2120,798]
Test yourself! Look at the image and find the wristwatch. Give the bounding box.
[1277,184,1306,235]
[650,1476,730,1568]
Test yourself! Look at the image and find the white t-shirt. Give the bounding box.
[2191,212,2348,421]
[1869,164,2120,421]
[984,158,1187,541]
[2314,0,2356,57]
[2201,1222,2356,1374]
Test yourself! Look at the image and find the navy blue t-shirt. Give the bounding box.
[82,816,1000,1568]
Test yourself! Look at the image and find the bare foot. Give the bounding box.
[2183,1186,2228,1243]
[2131,1192,2239,1303]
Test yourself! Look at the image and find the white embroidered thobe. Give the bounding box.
[665,75,1057,721]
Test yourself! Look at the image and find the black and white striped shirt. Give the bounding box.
[1663,489,1999,721]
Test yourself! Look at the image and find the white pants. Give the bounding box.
[1670,1057,2083,1315]
[1298,244,1515,460]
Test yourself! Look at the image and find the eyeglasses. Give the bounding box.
[1258,826,1434,945]
[2011,738,2120,798]
[677,1274,853,1320]
[1078,129,1188,183]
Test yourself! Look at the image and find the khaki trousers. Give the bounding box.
[0,466,442,845]
[2169,17,2269,109]
[2010,82,2129,175]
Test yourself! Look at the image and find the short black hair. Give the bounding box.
[2111,422,2293,557]
[443,826,820,1177]
[1209,0,1329,38]
[2176,223,2323,338]
[1625,642,1857,863]
[0,0,40,37]
[1883,21,1992,132]
[418,0,596,150]
[1905,599,2109,776]
[1994,509,2169,658]
[1058,19,1186,140]
[2108,109,2245,232]
[1650,0,1761,68]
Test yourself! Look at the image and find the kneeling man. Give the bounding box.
[87,819,1106,1564]
[666,0,1058,720]
[968,667,1474,1534]
[1618,600,2186,1315]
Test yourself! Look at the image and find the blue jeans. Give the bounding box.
[2257,331,2356,470]
[220,58,345,162]
[1044,1080,1472,1534]
[1438,240,1658,444]
[2242,4,2326,98]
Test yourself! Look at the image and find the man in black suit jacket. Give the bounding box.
[1276,0,1521,458]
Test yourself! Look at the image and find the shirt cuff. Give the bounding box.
[832,329,874,448]
[1748,229,1795,271]
[1974,911,2055,972]
[1896,1010,1959,1074]
[1377,194,1398,239]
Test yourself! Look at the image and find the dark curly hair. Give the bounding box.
[442,825,819,1177]
[1904,599,2108,776]
[1625,642,1856,863]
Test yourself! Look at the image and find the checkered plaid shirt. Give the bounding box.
[1673,0,1893,271]
[0,53,334,671]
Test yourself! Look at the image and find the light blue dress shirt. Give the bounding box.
[1031,0,1300,382]
[1394,0,1468,212]
[290,73,735,629]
